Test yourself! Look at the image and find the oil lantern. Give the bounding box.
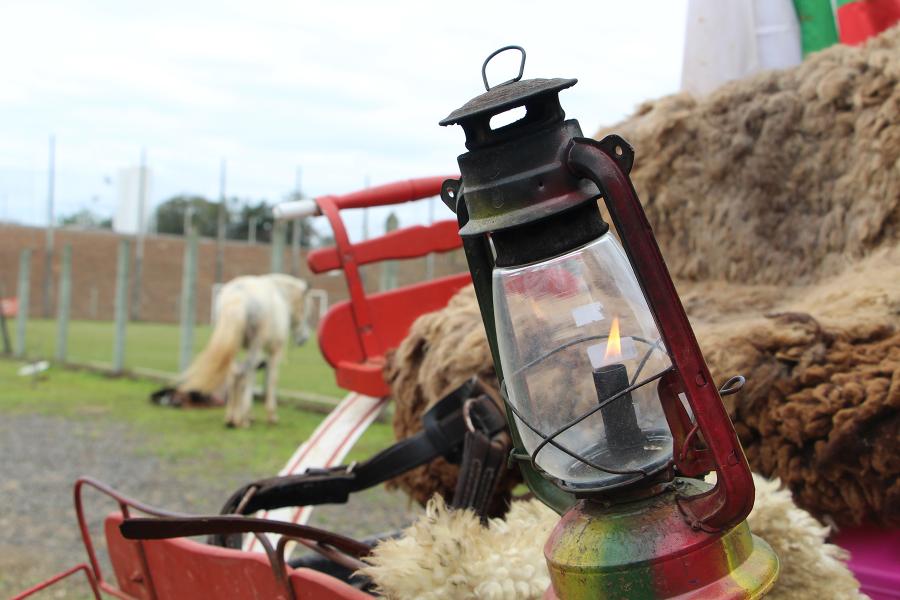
[440,46,779,599]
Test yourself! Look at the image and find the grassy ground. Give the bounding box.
[0,359,393,475]
[22,318,344,398]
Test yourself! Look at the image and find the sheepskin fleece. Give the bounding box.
[385,26,900,527]
[361,476,863,600]
[597,25,900,286]
[694,248,900,528]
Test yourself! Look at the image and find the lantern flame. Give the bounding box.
[604,318,622,361]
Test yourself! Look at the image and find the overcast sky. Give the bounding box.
[0,0,688,240]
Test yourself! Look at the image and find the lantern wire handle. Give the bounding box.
[482,45,526,91]
[718,375,745,396]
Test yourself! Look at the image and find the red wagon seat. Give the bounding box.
[104,512,369,600]
[317,273,471,396]
[307,177,471,397]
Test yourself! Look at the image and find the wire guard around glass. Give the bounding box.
[501,333,675,492]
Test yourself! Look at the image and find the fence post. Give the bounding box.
[112,239,130,373]
[179,230,198,373]
[55,244,72,363]
[380,213,399,291]
[290,218,302,276]
[270,220,285,273]
[89,286,98,319]
[0,282,11,354]
[14,249,31,358]
[249,216,258,244]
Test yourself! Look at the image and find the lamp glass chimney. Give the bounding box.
[493,230,673,490]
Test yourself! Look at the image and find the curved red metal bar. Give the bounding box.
[308,176,471,397]
[567,137,755,532]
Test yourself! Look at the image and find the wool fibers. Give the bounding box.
[598,25,900,286]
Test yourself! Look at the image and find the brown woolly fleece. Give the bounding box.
[385,26,900,528]
[599,25,900,287]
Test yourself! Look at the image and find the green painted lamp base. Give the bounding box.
[544,478,779,599]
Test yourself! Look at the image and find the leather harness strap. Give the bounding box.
[122,378,512,553]
[451,398,512,519]
[216,379,505,516]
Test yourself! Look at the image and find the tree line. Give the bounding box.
[58,192,327,247]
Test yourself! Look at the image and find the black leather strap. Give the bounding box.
[451,397,511,519]
[213,378,507,547]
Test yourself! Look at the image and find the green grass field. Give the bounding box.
[21,318,344,398]
[0,359,393,475]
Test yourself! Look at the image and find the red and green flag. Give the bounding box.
[793,0,900,55]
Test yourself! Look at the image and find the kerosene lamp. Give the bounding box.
[440,46,779,599]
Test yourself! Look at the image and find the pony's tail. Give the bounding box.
[178,297,245,394]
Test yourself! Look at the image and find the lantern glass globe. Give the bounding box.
[493,232,674,490]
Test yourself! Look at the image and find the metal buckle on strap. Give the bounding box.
[463,398,480,434]
[463,396,507,437]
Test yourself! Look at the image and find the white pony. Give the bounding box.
[178,274,310,427]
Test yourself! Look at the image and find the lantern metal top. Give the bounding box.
[441,45,577,127]
[439,45,578,154]
[440,45,600,244]
[439,77,577,127]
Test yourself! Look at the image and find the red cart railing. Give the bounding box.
[296,176,471,397]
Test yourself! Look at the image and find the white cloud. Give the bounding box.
[0,0,688,234]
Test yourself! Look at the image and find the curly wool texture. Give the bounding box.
[361,476,863,600]
[598,26,900,286]
[695,247,900,527]
[361,496,552,600]
[384,27,900,527]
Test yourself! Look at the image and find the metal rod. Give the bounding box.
[270,220,285,273]
[131,148,147,321]
[112,239,130,373]
[55,244,72,363]
[42,135,55,318]
[14,249,31,358]
[215,158,227,283]
[0,280,11,354]
[290,218,301,275]
[249,216,258,244]
[179,229,198,372]
[379,212,399,291]
[88,285,98,320]
[291,166,302,275]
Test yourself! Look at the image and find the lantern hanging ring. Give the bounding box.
[481,45,526,91]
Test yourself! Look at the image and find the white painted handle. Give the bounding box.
[273,199,319,220]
